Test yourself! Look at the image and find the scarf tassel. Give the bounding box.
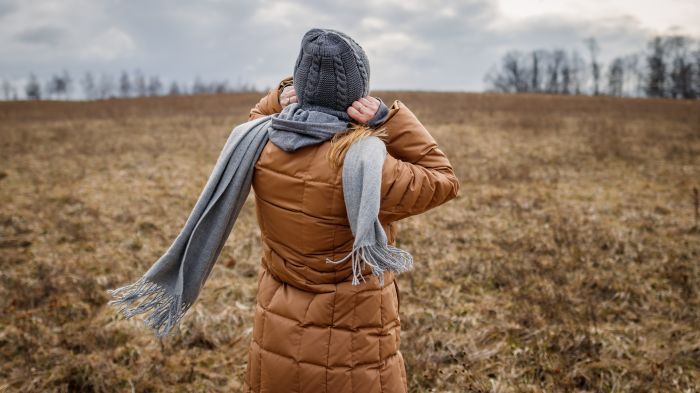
[326,244,413,286]
[107,277,190,337]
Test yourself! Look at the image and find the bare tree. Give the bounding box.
[694,46,700,98]
[192,76,208,94]
[585,37,601,95]
[168,81,181,95]
[233,78,258,93]
[47,72,70,99]
[569,50,585,95]
[561,60,571,94]
[607,57,625,96]
[545,50,566,93]
[530,50,544,93]
[62,70,73,99]
[2,80,15,100]
[25,74,41,100]
[646,37,667,97]
[147,76,163,96]
[81,72,96,100]
[623,54,643,97]
[666,35,695,99]
[98,73,115,99]
[44,78,54,99]
[213,80,229,94]
[119,71,132,98]
[484,51,530,93]
[133,70,147,97]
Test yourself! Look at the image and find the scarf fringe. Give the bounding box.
[326,244,413,286]
[107,277,190,337]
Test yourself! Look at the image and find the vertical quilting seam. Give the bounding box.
[256,284,267,391]
[378,285,385,393]
[299,143,320,256]
[295,286,301,393]
[261,278,283,392]
[350,288,356,393]
[325,284,337,393]
[297,294,314,393]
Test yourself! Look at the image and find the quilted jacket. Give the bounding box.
[243,76,459,393]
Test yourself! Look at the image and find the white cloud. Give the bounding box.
[363,32,428,55]
[498,0,700,35]
[251,1,330,28]
[360,17,386,31]
[79,28,135,61]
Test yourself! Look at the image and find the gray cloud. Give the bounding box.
[0,0,693,94]
[14,26,65,45]
[0,1,15,18]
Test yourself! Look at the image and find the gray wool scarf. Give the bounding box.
[107,103,411,337]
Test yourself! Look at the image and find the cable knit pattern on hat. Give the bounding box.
[333,55,348,110]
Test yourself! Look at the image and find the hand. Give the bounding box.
[280,86,297,108]
[347,96,381,124]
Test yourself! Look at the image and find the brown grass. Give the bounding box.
[1,92,699,392]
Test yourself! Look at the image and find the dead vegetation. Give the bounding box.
[0,92,699,392]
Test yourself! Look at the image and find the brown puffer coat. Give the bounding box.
[243,77,459,393]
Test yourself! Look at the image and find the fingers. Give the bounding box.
[351,101,367,113]
[348,96,379,123]
[352,97,378,112]
[352,98,377,113]
[280,87,297,107]
[282,97,296,107]
[359,97,378,109]
[281,86,295,97]
[347,106,364,121]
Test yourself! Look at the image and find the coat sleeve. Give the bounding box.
[248,76,293,120]
[379,100,460,222]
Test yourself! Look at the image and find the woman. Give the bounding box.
[109,28,459,393]
[243,30,459,392]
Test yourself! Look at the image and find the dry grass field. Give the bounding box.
[1,91,699,392]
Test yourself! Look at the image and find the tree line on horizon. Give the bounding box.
[4,34,699,101]
[485,34,700,99]
[0,70,261,101]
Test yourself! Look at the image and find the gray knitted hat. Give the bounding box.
[293,28,370,121]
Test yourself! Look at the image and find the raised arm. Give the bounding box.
[248,76,293,120]
[378,100,460,222]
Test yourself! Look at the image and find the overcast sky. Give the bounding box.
[0,0,698,93]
